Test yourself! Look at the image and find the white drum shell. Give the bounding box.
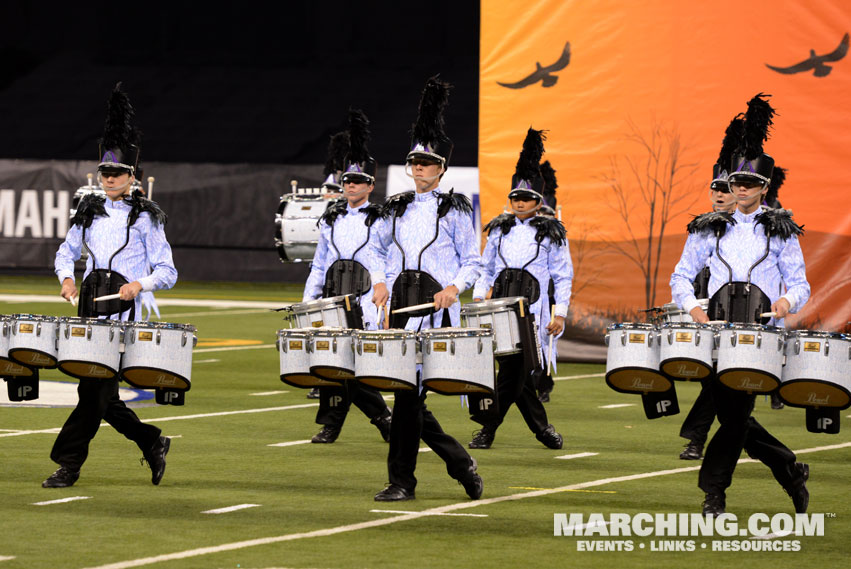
[780,332,851,408]
[658,323,715,380]
[605,323,671,393]
[309,328,355,381]
[8,315,59,368]
[57,318,122,379]
[277,198,328,262]
[716,325,784,393]
[461,301,521,356]
[121,323,195,389]
[421,328,495,394]
[353,330,418,391]
[661,299,708,323]
[289,296,349,329]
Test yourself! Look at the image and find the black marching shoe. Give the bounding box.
[143,436,171,486]
[679,441,703,460]
[371,413,392,443]
[536,425,564,450]
[374,484,415,502]
[306,387,320,399]
[459,458,484,500]
[538,389,551,403]
[469,427,495,449]
[702,493,726,516]
[786,462,810,513]
[42,466,80,488]
[770,392,785,410]
[311,425,341,444]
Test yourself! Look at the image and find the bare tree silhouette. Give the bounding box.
[561,211,604,304]
[600,117,700,308]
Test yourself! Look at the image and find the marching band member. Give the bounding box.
[46,83,177,488]
[301,110,392,444]
[469,129,571,450]
[371,76,483,502]
[670,94,810,515]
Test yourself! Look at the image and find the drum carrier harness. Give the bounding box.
[72,191,167,320]
[385,190,472,329]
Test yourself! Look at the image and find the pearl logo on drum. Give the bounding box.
[736,376,764,390]
[630,377,658,390]
[806,392,831,405]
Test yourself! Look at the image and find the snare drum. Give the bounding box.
[309,327,355,382]
[716,323,784,394]
[779,331,851,409]
[353,329,418,391]
[277,328,341,387]
[275,195,329,262]
[420,327,495,395]
[605,323,671,393]
[289,296,352,329]
[658,322,715,381]
[120,322,195,391]
[8,314,59,368]
[57,317,123,380]
[0,315,36,377]
[661,299,709,323]
[460,297,523,356]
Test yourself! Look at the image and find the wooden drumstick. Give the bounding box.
[69,295,78,307]
[147,176,155,199]
[760,312,777,318]
[93,293,121,302]
[87,172,94,188]
[391,302,436,315]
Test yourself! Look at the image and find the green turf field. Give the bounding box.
[1,276,849,569]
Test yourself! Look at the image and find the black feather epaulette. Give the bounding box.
[318,197,348,226]
[755,208,804,240]
[383,191,415,218]
[483,213,515,236]
[687,211,736,237]
[530,215,567,245]
[126,190,167,227]
[71,193,107,228]
[436,189,473,218]
[362,203,386,227]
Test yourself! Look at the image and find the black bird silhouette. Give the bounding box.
[497,41,571,89]
[766,32,848,77]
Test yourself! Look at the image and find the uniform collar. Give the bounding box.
[415,188,441,202]
[733,206,764,223]
[346,200,370,214]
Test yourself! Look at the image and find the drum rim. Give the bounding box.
[289,295,350,312]
[124,321,196,332]
[10,314,59,321]
[353,330,416,339]
[277,328,314,338]
[608,322,657,331]
[461,297,526,312]
[59,316,122,326]
[786,329,846,340]
[419,327,494,338]
[719,323,784,333]
[659,322,714,330]
[310,327,353,336]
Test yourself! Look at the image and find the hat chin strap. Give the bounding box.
[99,178,134,195]
[404,163,445,182]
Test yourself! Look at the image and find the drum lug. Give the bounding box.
[181,331,187,347]
[604,333,610,347]
[156,330,161,345]
[667,329,673,345]
[86,325,91,341]
[731,334,737,347]
[714,332,719,349]
[794,338,800,355]
[402,339,407,357]
[37,321,42,337]
[451,339,456,355]
[109,326,115,342]
[378,340,384,357]
[621,333,626,347]
[695,331,701,346]
[824,339,829,357]
[757,331,762,349]
[332,337,337,354]
[279,336,286,353]
[193,335,197,348]
[64,325,70,339]
[356,340,362,355]
[478,338,483,354]
[425,339,431,355]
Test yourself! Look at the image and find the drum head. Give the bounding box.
[121,367,191,391]
[605,368,672,393]
[717,369,779,394]
[281,373,342,388]
[58,360,118,380]
[357,376,416,392]
[0,357,35,377]
[422,378,494,396]
[779,380,851,410]
[310,365,354,382]
[660,358,713,381]
[8,348,57,369]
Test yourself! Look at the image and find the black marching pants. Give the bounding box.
[316,382,389,426]
[679,377,715,446]
[469,353,549,436]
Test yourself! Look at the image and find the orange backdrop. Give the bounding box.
[480,0,851,333]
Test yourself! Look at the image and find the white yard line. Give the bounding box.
[0,294,287,309]
[0,556,16,562]
[267,440,312,447]
[80,440,851,569]
[193,359,220,364]
[250,391,289,396]
[553,373,605,381]
[370,509,488,517]
[201,504,261,515]
[32,496,91,506]
[599,403,635,409]
[157,309,271,318]
[555,452,598,460]
[194,344,276,354]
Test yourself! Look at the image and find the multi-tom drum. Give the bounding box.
[779,330,851,409]
[715,323,784,394]
[309,327,355,382]
[57,317,123,380]
[7,314,59,368]
[0,315,36,377]
[661,299,709,323]
[353,329,418,391]
[420,327,495,395]
[605,323,671,393]
[276,328,341,387]
[288,295,353,329]
[658,322,715,381]
[460,297,523,356]
[120,322,196,391]
[275,193,331,263]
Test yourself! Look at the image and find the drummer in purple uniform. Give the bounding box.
[301,109,392,444]
[371,75,483,502]
[469,128,571,450]
[46,83,176,488]
[670,94,810,515]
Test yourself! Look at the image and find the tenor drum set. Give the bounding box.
[1,313,196,405]
[274,179,342,263]
[605,300,851,413]
[275,296,536,395]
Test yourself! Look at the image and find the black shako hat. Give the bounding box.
[728,93,776,185]
[97,82,140,175]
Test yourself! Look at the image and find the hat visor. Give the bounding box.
[340,173,374,184]
[405,151,444,165]
[508,189,543,202]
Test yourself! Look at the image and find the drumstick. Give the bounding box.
[69,295,78,307]
[93,293,121,302]
[760,312,777,318]
[706,320,728,325]
[383,304,390,329]
[147,176,155,199]
[391,302,436,315]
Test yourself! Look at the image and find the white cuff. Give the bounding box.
[682,297,701,314]
[779,294,796,312]
[553,304,568,318]
[137,276,156,292]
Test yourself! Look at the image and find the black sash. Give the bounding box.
[389,270,444,328]
[493,268,541,305]
[515,304,543,382]
[322,259,372,298]
[78,269,135,319]
[708,282,772,324]
[692,266,711,300]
